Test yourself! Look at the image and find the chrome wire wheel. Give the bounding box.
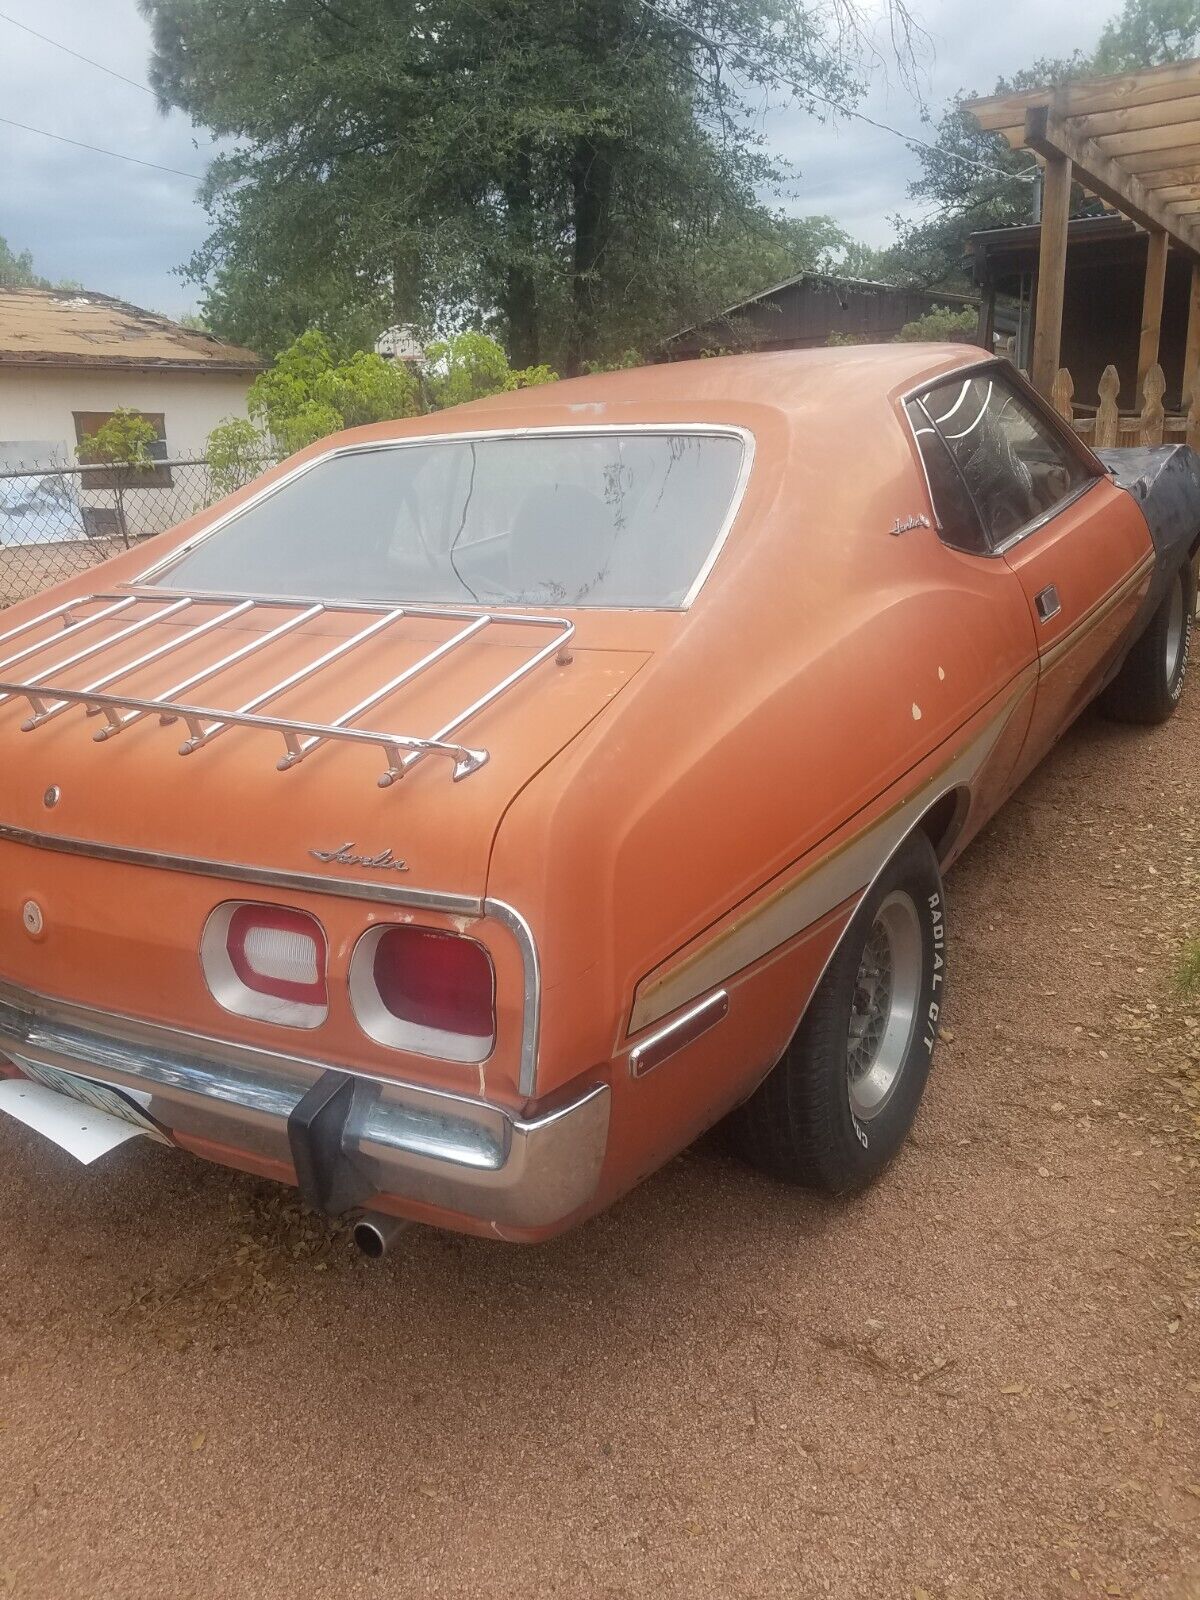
[846,890,924,1122]
[1165,568,1188,688]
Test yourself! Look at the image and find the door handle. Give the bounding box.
[1035,584,1062,623]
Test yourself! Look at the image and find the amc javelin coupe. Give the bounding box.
[0,347,1195,1252]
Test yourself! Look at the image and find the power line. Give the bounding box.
[0,115,202,180]
[0,8,158,97]
[636,0,1038,186]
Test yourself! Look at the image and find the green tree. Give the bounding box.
[75,408,161,547]
[0,238,88,292]
[1094,0,1200,70]
[245,329,422,455]
[889,0,1198,294]
[140,0,921,371]
[882,56,1093,292]
[0,236,43,287]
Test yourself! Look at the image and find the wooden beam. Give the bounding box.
[969,59,1200,134]
[1122,142,1200,173]
[1141,167,1200,189]
[1023,104,1200,256]
[1096,119,1200,156]
[1031,150,1072,396]
[1138,229,1170,390]
[1068,92,1200,137]
[1150,182,1200,201]
[1167,199,1200,213]
[1184,261,1200,406]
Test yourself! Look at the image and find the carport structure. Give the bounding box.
[969,59,1200,440]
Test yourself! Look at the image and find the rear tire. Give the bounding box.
[728,830,945,1194]
[1100,559,1195,725]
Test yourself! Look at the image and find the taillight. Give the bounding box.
[201,902,328,1028]
[349,925,495,1062]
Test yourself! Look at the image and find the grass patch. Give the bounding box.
[1173,936,1200,997]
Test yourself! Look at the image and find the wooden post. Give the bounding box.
[1138,362,1167,445]
[975,285,995,352]
[1094,365,1121,448]
[1183,260,1200,408]
[1137,230,1170,394]
[1051,366,1074,422]
[1031,152,1072,396]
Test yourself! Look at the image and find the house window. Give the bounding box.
[72,411,173,489]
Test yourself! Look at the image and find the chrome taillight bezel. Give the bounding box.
[201,901,329,1029]
[348,923,496,1063]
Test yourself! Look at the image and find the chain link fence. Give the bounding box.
[0,458,270,608]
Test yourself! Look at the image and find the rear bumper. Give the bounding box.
[0,979,609,1232]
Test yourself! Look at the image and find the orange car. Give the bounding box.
[0,346,1195,1252]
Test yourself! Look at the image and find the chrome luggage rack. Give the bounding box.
[0,589,575,786]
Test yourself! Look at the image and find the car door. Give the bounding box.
[912,366,1153,781]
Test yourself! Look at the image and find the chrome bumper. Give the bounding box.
[0,980,609,1231]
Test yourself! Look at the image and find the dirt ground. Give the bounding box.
[1,692,1197,1600]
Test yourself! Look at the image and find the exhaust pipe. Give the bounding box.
[351,1212,410,1259]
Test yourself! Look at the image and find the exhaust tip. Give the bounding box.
[352,1213,408,1259]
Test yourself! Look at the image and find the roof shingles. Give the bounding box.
[0,286,265,373]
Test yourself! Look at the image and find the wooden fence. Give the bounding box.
[1048,362,1200,450]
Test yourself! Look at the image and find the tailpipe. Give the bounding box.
[352,1212,410,1259]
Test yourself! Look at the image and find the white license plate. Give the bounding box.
[11,1058,171,1144]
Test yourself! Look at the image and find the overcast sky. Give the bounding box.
[0,0,1108,320]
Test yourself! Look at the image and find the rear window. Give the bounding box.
[154,429,747,610]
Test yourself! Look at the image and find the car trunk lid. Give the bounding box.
[0,594,648,899]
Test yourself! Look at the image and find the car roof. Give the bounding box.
[448,343,991,423]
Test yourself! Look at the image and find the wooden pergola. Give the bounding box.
[969,59,1200,422]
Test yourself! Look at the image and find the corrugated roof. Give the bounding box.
[0,286,265,372]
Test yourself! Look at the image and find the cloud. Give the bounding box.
[767,0,1109,244]
[0,0,1109,311]
[0,0,221,316]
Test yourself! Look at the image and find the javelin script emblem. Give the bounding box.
[310,843,410,872]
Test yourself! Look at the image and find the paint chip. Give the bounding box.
[937,665,945,681]
[911,703,922,720]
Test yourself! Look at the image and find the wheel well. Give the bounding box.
[915,787,969,867]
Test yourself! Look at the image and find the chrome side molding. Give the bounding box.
[629,989,729,1078]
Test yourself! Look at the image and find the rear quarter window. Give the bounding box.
[912,371,1097,550]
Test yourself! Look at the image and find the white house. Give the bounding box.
[0,286,264,471]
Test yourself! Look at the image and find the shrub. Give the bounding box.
[423,331,560,408]
[893,306,979,343]
[205,416,269,497]
[248,329,422,455]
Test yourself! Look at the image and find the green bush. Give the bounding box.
[423,331,559,408]
[210,329,560,470]
[893,306,979,343]
[248,329,422,455]
[205,416,268,497]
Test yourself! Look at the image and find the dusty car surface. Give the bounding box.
[0,346,1195,1248]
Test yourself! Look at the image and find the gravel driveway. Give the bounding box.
[1,694,1198,1600]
